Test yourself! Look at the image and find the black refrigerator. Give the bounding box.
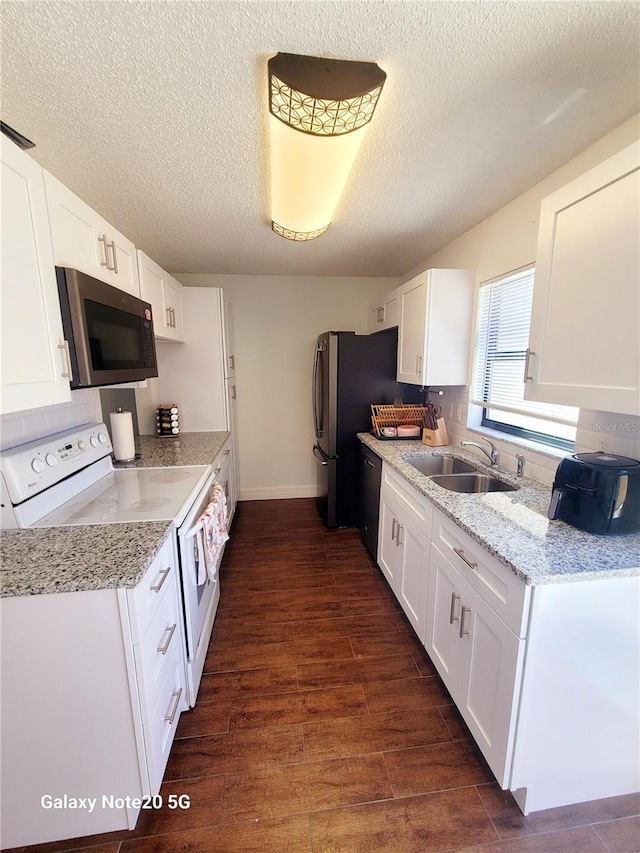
[312,328,420,528]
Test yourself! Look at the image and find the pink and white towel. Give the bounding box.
[194,484,229,584]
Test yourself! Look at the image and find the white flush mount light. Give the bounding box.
[268,52,387,241]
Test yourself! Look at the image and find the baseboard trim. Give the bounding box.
[239,485,319,501]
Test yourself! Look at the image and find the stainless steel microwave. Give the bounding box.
[56,268,158,389]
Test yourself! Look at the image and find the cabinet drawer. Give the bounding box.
[382,463,433,535]
[128,536,177,643]
[431,508,530,636]
[134,571,184,723]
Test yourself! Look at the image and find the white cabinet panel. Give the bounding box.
[137,251,184,342]
[44,171,139,297]
[526,142,640,414]
[397,269,474,386]
[0,138,71,414]
[369,288,400,332]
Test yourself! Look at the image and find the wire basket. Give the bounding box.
[370,404,427,436]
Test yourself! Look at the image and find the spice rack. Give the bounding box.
[156,404,180,437]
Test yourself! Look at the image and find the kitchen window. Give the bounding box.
[471,266,578,450]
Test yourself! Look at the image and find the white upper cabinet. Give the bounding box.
[0,138,71,414]
[43,171,139,297]
[526,142,640,415]
[397,268,474,386]
[222,297,235,378]
[369,287,400,332]
[137,251,184,342]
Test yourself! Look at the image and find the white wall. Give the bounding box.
[174,274,396,500]
[411,114,640,485]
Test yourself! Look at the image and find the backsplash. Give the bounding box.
[0,390,102,451]
[436,387,640,488]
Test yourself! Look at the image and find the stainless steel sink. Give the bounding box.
[405,456,478,476]
[428,473,517,493]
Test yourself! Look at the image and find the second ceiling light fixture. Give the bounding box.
[267,52,387,241]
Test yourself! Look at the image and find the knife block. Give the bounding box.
[422,418,449,447]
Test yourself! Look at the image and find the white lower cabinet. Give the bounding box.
[0,535,187,849]
[425,541,526,786]
[378,466,431,640]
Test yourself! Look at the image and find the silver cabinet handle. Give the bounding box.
[459,605,471,638]
[391,517,398,542]
[229,354,235,370]
[449,592,460,624]
[165,307,172,327]
[214,464,222,475]
[171,307,177,328]
[523,348,535,382]
[98,234,110,269]
[397,524,404,547]
[58,341,72,379]
[453,547,478,572]
[164,688,183,724]
[150,566,171,592]
[416,354,423,375]
[224,448,231,457]
[231,384,237,400]
[107,239,118,274]
[157,623,177,655]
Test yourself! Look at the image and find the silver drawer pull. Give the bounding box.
[396,524,404,547]
[150,566,171,592]
[164,688,183,724]
[157,623,177,655]
[453,547,478,571]
[98,234,110,268]
[107,239,118,274]
[391,517,398,542]
[459,605,471,638]
[58,341,72,379]
[523,348,535,382]
[449,592,460,624]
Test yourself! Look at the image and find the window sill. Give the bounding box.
[466,425,572,462]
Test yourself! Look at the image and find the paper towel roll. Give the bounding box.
[110,408,136,461]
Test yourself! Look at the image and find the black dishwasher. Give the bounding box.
[358,444,382,561]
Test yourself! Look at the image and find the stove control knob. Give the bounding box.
[98,433,108,444]
[89,436,99,447]
[45,453,58,467]
[31,458,45,473]
[78,440,86,450]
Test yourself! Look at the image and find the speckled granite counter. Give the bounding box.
[114,431,229,469]
[359,433,640,586]
[1,522,173,596]
[1,432,229,598]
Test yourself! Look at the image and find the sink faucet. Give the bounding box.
[460,438,500,468]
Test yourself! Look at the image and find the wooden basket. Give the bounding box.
[371,404,427,437]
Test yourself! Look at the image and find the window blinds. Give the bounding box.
[471,268,579,433]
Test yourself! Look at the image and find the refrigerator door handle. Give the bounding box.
[313,342,323,438]
[313,444,329,466]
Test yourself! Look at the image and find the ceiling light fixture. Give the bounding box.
[267,52,386,241]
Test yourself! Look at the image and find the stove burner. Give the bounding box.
[72,500,116,520]
[149,470,193,483]
[129,497,171,512]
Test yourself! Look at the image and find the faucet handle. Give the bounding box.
[516,454,525,478]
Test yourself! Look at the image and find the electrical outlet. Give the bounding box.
[455,404,462,422]
[599,439,608,452]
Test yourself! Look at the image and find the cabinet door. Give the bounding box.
[396,514,430,641]
[222,297,235,378]
[369,290,399,332]
[425,543,461,686]
[163,275,184,342]
[137,250,167,337]
[457,579,524,787]
[377,489,402,595]
[1,139,71,414]
[44,171,139,297]
[397,273,427,384]
[526,143,640,414]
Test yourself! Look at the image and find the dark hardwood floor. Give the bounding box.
[9,499,640,852]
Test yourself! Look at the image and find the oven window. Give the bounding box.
[85,300,146,370]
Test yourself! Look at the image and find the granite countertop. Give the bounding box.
[1,522,174,596]
[1,431,230,598]
[114,431,229,469]
[359,433,640,586]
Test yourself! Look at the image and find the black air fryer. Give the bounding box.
[548,452,640,535]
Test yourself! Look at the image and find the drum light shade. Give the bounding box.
[268,53,386,241]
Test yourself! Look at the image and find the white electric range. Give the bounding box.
[0,423,223,706]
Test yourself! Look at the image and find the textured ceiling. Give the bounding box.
[1,1,639,277]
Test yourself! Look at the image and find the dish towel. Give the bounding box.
[194,484,229,584]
